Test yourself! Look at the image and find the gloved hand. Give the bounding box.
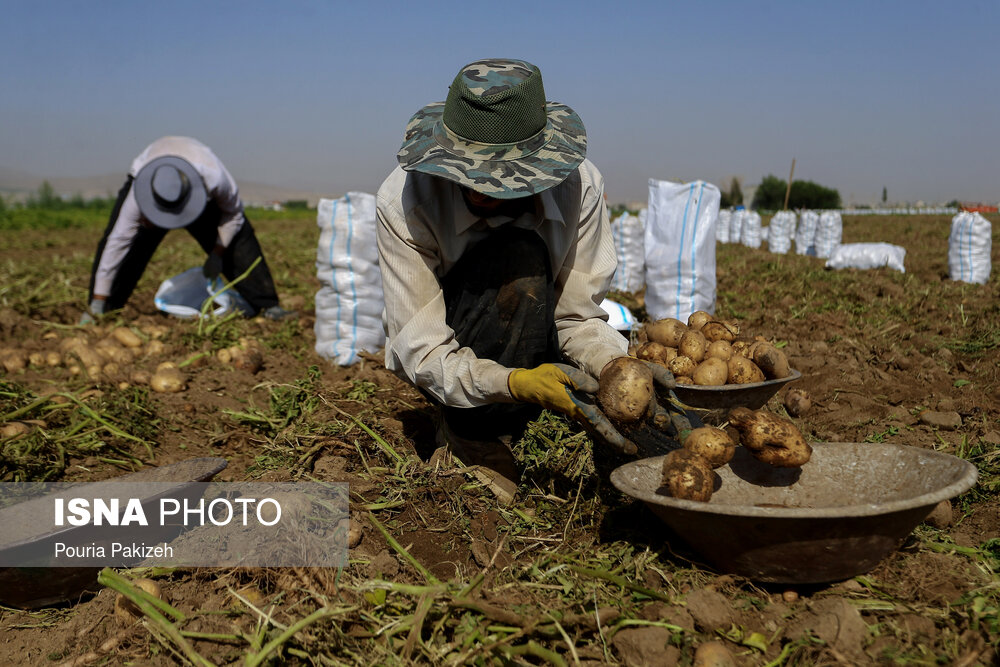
[508,363,636,455]
[79,298,106,326]
[508,363,598,420]
[203,253,224,280]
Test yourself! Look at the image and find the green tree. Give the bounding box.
[28,180,62,209]
[788,180,841,209]
[751,174,841,210]
[720,177,744,209]
[751,174,787,210]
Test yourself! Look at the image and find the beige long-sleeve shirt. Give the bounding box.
[93,136,246,297]
[375,159,628,409]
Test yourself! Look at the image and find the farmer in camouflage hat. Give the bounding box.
[375,59,673,503]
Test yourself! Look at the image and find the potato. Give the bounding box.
[232,347,264,374]
[730,340,753,359]
[728,407,812,467]
[27,351,47,367]
[687,310,714,331]
[114,578,163,622]
[597,356,654,423]
[668,355,697,378]
[130,369,151,386]
[683,427,735,468]
[1,349,27,373]
[635,341,669,366]
[700,321,736,343]
[145,340,167,357]
[661,346,678,363]
[96,341,134,364]
[150,367,186,393]
[661,449,714,501]
[784,388,812,417]
[693,640,736,667]
[692,358,728,386]
[752,341,791,379]
[706,340,732,361]
[727,356,765,384]
[45,351,62,367]
[675,375,694,385]
[645,318,688,347]
[112,326,143,349]
[678,330,708,363]
[67,344,104,369]
[1,421,32,438]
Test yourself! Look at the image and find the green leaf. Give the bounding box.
[954,379,971,388]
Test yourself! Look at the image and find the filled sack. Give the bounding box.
[644,179,721,322]
[314,192,385,366]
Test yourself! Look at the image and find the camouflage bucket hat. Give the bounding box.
[396,59,587,199]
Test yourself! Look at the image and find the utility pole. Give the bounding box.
[782,158,796,210]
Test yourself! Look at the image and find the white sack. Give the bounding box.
[715,209,732,243]
[729,209,745,244]
[816,211,843,258]
[608,211,646,293]
[600,298,637,332]
[741,211,762,249]
[795,210,819,255]
[314,192,385,366]
[154,267,253,319]
[948,211,992,284]
[825,243,906,273]
[644,179,721,322]
[767,210,796,254]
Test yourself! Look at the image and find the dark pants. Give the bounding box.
[87,176,280,313]
[439,227,562,440]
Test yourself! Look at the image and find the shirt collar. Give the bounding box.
[451,183,566,235]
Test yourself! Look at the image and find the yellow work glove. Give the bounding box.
[508,363,596,421]
[508,363,636,455]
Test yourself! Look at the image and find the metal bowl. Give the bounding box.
[669,369,802,410]
[610,442,978,583]
[0,457,228,609]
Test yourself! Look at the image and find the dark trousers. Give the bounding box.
[439,227,562,440]
[87,177,280,313]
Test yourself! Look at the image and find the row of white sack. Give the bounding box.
[153,191,992,369]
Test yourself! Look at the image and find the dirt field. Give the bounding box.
[1,211,998,666]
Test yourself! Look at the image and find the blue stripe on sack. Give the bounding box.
[345,193,359,364]
[614,214,625,291]
[689,182,704,313]
[327,199,341,360]
[955,214,967,281]
[674,184,695,320]
[965,214,975,281]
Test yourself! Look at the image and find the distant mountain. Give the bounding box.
[0,167,331,207]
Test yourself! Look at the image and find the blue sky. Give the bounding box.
[1,0,997,205]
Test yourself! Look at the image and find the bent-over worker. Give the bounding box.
[375,59,672,502]
[82,136,293,323]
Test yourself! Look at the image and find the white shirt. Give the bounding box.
[92,136,246,297]
[375,159,628,408]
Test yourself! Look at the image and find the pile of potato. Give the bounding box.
[661,407,812,502]
[0,325,264,395]
[632,310,791,386]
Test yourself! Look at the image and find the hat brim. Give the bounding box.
[396,102,587,199]
[133,156,208,229]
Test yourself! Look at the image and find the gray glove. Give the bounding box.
[79,298,106,325]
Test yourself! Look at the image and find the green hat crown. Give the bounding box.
[442,59,547,144]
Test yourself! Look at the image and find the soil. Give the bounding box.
[1,213,998,666]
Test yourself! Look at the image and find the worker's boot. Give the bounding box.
[431,419,519,505]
